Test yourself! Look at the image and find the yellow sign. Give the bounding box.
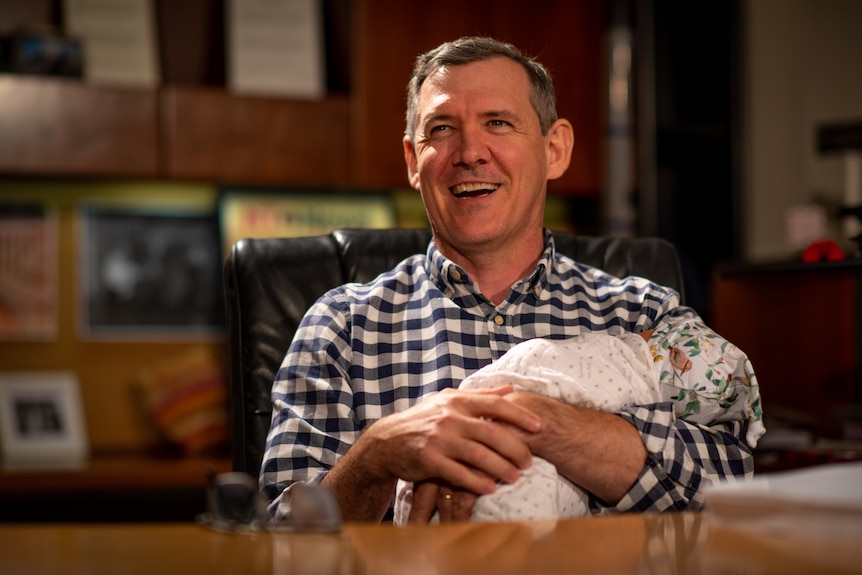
[220,192,397,255]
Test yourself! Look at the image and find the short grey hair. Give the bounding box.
[404,36,559,144]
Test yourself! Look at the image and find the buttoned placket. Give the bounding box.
[432,245,550,361]
[487,270,546,359]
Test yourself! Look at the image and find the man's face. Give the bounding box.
[404,57,554,259]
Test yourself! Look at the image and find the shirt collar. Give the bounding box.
[425,229,555,305]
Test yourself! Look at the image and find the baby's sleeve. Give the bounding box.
[648,318,765,448]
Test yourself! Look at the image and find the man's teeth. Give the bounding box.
[452,183,500,198]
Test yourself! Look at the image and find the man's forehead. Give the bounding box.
[418,59,532,113]
[423,57,528,89]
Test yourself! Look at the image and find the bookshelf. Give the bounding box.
[0,0,604,194]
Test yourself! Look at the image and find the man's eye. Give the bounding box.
[429,125,450,133]
[488,120,510,127]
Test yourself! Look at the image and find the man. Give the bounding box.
[261,36,753,523]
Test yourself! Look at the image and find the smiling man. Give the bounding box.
[404,53,572,306]
[260,37,755,524]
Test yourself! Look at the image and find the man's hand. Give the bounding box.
[367,386,541,493]
[501,390,647,505]
[322,385,541,522]
[407,480,478,523]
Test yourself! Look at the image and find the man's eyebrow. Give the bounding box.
[423,110,520,126]
[482,110,520,122]
[422,112,454,127]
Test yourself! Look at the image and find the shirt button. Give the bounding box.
[533,286,541,297]
[445,289,454,299]
[450,268,462,281]
[494,315,504,326]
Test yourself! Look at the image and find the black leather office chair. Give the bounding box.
[223,228,685,474]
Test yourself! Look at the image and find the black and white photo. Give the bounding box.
[80,206,224,339]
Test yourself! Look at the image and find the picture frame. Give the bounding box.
[79,204,224,340]
[219,188,397,256]
[0,200,59,341]
[0,371,89,468]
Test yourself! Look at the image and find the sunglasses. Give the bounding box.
[197,472,342,533]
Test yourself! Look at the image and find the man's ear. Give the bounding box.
[545,118,574,181]
[403,137,420,190]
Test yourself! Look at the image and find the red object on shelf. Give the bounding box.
[802,240,845,263]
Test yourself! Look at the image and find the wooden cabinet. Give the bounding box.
[0,0,605,193]
[0,77,159,177]
[712,260,862,472]
[0,454,230,522]
[0,78,350,185]
[161,87,350,185]
[712,260,861,427]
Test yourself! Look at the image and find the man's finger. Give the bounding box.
[407,481,439,524]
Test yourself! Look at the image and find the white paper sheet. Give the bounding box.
[704,463,862,542]
[226,0,325,98]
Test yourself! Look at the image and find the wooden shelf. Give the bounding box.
[0,453,231,522]
[0,453,230,493]
[161,87,351,185]
[0,77,351,186]
[0,0,604,194]
[0,76,159,177]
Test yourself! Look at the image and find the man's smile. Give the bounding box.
[451,182,500,199]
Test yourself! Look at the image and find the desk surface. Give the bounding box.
[1,513,859,575]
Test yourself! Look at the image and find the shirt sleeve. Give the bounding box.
[259,293,357,519]
[589,402,755,514]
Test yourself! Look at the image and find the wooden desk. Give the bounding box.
[0,513,858,575]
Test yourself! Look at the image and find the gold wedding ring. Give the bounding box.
[442,493,453,500]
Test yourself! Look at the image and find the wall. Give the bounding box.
[744,0,862,261]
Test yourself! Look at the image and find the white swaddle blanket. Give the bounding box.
[393,319,765,524]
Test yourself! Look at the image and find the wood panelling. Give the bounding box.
[351,0,605,195]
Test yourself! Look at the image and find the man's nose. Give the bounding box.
[453,128,488,167]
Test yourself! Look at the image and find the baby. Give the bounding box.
[393,317,764,524]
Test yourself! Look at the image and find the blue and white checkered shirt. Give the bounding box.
[261,231,753,518]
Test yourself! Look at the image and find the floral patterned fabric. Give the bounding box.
[648,317,765,448]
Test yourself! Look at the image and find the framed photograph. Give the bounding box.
[0,371,89,468]
[0,200,59,340]
[79,205,224,340]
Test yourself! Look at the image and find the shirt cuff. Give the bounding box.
[590,402,703,514]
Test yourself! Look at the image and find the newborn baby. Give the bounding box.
[393,318,764,524]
